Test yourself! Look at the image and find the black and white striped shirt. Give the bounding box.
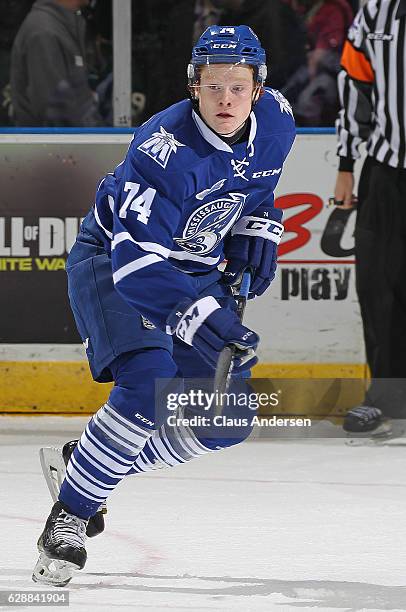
[336,0,406,170]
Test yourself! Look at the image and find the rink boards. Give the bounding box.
[0,132,367,413]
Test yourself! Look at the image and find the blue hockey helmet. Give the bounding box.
[188,25,267,87]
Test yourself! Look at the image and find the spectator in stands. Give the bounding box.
[83,0,114,123]
[283,0,353,126]
[194,0,226,42]
[0,0,33,126]
[219,0,307,91]
[10,0,104,126]
[83,0,112,92]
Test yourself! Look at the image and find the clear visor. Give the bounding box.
[189,57,257,98]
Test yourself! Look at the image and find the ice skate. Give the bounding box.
[40,440,106,537]
[343,405,400,446]
[32,502,87,587]
[343,405,392,436]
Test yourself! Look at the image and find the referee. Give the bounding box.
[334,0,406,434]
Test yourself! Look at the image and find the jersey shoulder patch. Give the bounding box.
[265,88,294,119]
[254,88,296,138]
[126,101,201,203]
[137,125,186,169]
[133,101,193,172]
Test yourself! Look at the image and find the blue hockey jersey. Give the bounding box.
[81,88,295,330]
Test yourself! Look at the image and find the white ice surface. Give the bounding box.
[0,415,406,612]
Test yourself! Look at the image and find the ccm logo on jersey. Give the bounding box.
[231,216,284,244]
[252,168,281,178]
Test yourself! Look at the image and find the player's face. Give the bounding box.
[196,64,255,136]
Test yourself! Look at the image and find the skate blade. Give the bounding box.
[32,552,80,587]
[345,420,394,446]
[40,446,107,519]
[39,447,66,502]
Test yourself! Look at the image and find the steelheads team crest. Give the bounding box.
[174,193,247,255]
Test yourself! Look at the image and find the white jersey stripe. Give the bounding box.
[111,232,171,258]
[94,202,113,239]
[113,254,162,284]
[168,250,220,265]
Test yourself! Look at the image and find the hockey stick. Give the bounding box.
[213,270,252,414]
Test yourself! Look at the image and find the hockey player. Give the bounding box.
[32,25,296,586]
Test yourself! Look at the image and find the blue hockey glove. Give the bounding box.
[223,206,284,298]
[167,296,259,373]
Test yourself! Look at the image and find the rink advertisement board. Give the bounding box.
[0,138,128,343]
[246,133,364,365]
[0,133,364,364]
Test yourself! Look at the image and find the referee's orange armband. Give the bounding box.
[340,40,374,83]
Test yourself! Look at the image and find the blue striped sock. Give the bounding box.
[129,415,219,474]
[59,403,152,519]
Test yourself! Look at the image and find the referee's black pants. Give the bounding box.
[356,156,406,417]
